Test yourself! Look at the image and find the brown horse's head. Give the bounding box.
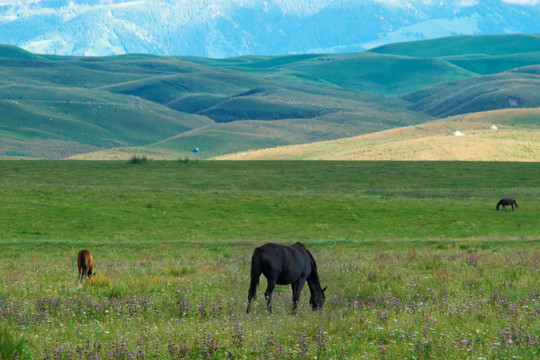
[77,250,94,283]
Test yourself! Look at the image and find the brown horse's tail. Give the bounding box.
[247,248,262,313]
[77,252,87,283]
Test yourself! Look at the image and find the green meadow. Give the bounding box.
[0,160,539,359]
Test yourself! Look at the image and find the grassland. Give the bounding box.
[0,160,539,359]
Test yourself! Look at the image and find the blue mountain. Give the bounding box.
[1,0,540,57]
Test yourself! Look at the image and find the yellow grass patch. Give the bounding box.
[68,147,188,160]
[214,108,540,161]
[88,273,113,288]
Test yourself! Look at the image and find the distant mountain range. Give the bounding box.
[1,0,540,57]
[1,34,540,160]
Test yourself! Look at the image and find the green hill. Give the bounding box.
[255,52,476,95]
[0,84,212,158]
[1,34,540,159]
[368,34,540,58]
[0,44,43,60]
[403,65,540,118]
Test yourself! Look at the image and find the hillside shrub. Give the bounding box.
[128,155,148,164]
[177,156,197,164]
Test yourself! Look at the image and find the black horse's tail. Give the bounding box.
[514,200,518,208]
[247,247,262,313]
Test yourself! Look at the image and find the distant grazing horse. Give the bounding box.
[496,198,518,212]
[246,242,326,314]
[77,250,94,283]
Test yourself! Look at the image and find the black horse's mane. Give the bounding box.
[306,248,317,269]
[294,242,318,269]
[305,248,323,289]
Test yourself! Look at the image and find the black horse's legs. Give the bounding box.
[247,283,257,314]
[291,279,306,314]
[246,296,253,314]
[264,279,276,313]
[291,283,298,314]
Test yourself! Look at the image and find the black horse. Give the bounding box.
[246,242,326,314]
[496,198,518,212]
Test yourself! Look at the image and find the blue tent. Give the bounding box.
[192,148,200,153]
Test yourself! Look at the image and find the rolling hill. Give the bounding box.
[1,34,540,160]
[213,108,540,161]
[403,66,540,118]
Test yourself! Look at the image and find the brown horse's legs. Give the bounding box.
[78,267,91,284]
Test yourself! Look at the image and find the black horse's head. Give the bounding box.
[310,286,327,310]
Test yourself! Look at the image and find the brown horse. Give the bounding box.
[496,198,518,212]
[77,250,94,283]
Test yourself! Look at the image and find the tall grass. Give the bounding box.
[0,326,28,360]
[0,241,539,359]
